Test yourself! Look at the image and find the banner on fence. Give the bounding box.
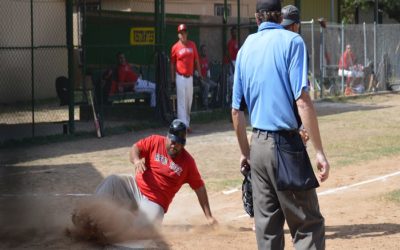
[130,27,155,45]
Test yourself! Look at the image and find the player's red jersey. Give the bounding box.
[118,63,138,83]
[170,40,199,76]
[199,56,209,78]
[338,51,355,70]
[228,38,239,61]
[135,135,204,212]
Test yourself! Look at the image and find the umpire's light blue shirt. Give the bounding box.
[232,22,308,131]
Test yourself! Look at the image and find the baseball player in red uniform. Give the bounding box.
[227,27,239,68]
[94,119,218,227]
[109,52,156,107]
[170,24,202,132]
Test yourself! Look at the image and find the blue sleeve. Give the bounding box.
[288,36,309,100]
[232,49,244,110]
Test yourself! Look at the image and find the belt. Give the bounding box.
[252,128,298,136]
[177,73,191,78]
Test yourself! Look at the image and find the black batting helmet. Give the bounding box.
[167,119,187,145]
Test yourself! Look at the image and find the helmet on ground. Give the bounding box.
[167,119,187,145]
[177,24,187,33]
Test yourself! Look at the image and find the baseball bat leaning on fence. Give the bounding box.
[88,91,102,138]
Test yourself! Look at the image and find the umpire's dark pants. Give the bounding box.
[251,130,325,250]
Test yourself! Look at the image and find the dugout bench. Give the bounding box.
[90,65,152,106]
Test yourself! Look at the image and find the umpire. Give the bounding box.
[231,0,330,249]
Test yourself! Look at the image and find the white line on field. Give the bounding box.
[233,170,400,219]
[222,188,239,195]
[317,170,400,196]
[236,214,250,219]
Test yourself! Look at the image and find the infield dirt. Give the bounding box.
[1,93,399,249]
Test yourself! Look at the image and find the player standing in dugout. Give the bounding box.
[170,24,203,133]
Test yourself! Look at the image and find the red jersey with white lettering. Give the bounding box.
[118,63,138,83]
[135,135,204,212]
[227,38,239,61]
[199,56,209,78]
[170,40,199,76]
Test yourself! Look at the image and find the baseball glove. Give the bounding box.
[241,163,254,217]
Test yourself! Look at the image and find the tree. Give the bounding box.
[380,0,400,22]
[340,0,400,24]
[340,0,367,24]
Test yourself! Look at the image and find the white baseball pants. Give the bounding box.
[176,73,193,128]
[135,79,156,107]
[95,174,164,226]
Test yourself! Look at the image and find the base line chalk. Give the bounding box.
[234,170,400,219]
[317,170,400,196]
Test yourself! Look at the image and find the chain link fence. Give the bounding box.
[317,22,400,97]
[77,1,255,137]
[0,0,74,144]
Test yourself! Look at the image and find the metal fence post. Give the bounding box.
[363,22,367,67]
[319,21,324,98]
[340,21,344,94]
[310,19,316,99]
[237,0,240,48]
[222,0,228,108]
[66,0,74,133]
[374,22,377,74]
[30,0,35,137]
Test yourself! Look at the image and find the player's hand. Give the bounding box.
[240,155,250,172]
[206,216,218,228]
[316,152,330,182]
[133,159,146,174]
[240,156,250,176]
[299,128,309,145]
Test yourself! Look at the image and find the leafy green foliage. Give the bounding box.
[340,0,400,23]
[340,0,369,24]
[380,0,400,22]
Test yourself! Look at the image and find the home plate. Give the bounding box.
[104,240,158,249]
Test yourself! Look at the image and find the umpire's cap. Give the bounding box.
[167,119,187,145]
[256,0,281,12]
[281,5,300,27]
[177,24,187,33]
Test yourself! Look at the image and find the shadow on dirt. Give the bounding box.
[0,163,103,194]
[0,163,103,249]
[315,101,391,116]
[325,223,400,239]
[0,163,170,250]
[0,118,233,165]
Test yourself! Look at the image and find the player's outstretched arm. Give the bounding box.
[194,186,218,226]
[130,144,146,174]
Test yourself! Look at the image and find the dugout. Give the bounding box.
[0,0,256,143]
[85,11,200,73]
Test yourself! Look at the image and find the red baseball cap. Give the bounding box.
[177,24,187,33]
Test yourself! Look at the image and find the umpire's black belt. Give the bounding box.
[177,72,192,78]
[252,128,298,136]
